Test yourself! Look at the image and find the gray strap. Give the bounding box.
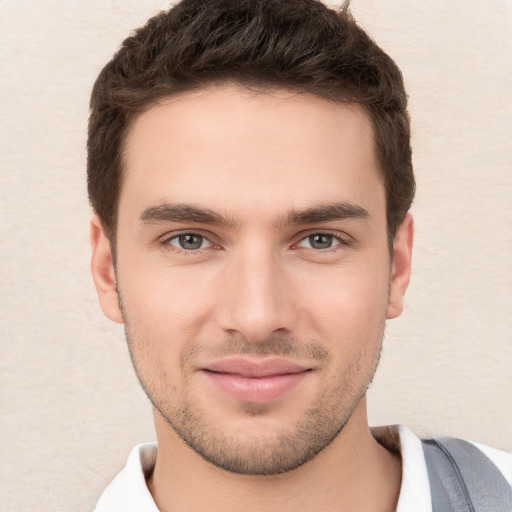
[422,437,512,512]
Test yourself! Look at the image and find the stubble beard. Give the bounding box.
[121,303,385,476]
[153,364,379,475]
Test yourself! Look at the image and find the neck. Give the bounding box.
[147,400,401,512]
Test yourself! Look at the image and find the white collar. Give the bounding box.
[393,425,432,512]
[95,425,433,512]
[94,442,159,512]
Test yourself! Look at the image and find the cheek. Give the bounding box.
[300,258,389,310]
[118,262,220,342]
[296,263,390,344]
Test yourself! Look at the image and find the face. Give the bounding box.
[91,86,413,475]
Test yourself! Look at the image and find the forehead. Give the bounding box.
[120,86,384,223]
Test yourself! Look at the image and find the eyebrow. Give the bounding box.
[282,202,369,227]
[139,201,369,228]
[140,203,238,227]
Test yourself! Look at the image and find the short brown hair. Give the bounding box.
[87,0,414,248]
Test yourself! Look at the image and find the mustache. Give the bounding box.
[181,334,330,364]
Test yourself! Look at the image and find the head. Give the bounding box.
[89,0,414,475]
[88,0,414,253]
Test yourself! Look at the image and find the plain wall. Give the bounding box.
[1,1,510,510]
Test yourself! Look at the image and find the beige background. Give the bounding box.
[1,1,510,510]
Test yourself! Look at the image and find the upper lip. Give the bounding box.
[202,358,311,378]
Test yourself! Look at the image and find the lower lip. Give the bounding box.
[202,370,309,403]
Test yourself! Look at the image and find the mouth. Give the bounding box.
[200,358,312,403]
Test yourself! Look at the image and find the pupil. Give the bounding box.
[310,234,332,249]
[179,234,202,250]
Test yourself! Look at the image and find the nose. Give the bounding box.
[217,247,298,343]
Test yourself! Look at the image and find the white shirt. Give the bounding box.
[94,426,512,512]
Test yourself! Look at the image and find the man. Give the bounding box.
[88,1,512,510]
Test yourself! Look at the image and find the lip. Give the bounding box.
[200,358,312,403]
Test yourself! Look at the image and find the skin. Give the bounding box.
[91,85,413,512]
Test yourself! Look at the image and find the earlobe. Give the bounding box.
[386,214,414,320]
[90,215,124,324]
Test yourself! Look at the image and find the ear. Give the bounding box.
[386,214,414,320]
[90,215,124,324]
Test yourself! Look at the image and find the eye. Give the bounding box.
[297,233,342,250]
[167,233,213,251]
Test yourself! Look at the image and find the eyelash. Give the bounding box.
[160,230,218,255]
[159,230,352,255]
[295,231,352,252]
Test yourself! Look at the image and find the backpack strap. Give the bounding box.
[422,437,512,512]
